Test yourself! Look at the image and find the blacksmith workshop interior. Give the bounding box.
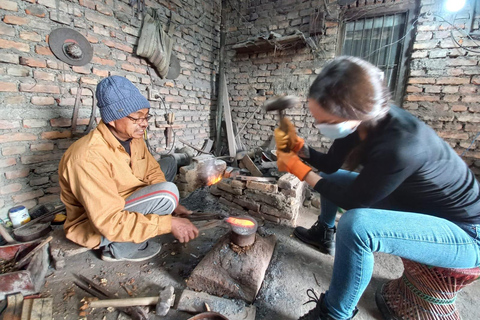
[0,0,480,319]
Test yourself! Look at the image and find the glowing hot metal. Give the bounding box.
[226,216,258,247]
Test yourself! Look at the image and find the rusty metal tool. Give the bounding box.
[73,274,148,320]
[263,95,299,152]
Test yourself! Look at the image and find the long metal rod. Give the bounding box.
[214,0,227,155]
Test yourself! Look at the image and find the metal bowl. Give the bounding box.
[187,312,229,320]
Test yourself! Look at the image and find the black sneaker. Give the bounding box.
[101,241,162,262]
[294,221,336,256]
[299,289,358,320]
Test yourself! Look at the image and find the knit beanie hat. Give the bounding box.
[96,76,150,123]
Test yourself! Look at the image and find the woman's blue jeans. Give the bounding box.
[317,169,480,320]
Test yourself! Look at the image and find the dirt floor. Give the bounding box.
[43,187,480,320]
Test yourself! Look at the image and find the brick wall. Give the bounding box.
[225,0,480,177]
[0,0,220,219]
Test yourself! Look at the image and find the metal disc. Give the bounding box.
[166,54,181,79]
[48,28,93,66]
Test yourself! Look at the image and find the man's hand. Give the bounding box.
[274,118,304,153]
[276,150,312,181]
[171,217,199,243]
[173,204,192,217]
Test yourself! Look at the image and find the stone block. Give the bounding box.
[233,197,260,212]
[246,180,278,193]
[277,173,300,190]
[217,179,243,196]
[245,189,285,209]
[231,179,246,189]
[50,229,90,270]
[219,196,242,209]
[311,194,321,209]
[260,203,295,220]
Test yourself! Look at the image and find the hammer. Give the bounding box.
[263,95,299,151]
[89,286,175,317]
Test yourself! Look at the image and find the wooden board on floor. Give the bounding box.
[221,73,237,158]
[29,298,52,320]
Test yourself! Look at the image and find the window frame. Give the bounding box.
[336,0,419,106]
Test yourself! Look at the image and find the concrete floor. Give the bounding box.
[42,189,480,320]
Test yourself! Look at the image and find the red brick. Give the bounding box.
[31,143,54,151]
[436,77,470,85]
[2,146,26,156]
[463,96,480,103]
[0,132,37,143]
[35,45,53,55]
[50,118,71,127]
[5,168,30,179]
[0,81,18,92]
[25,5,46,17]
[452,105,467,112]
[121,63,135,72]
[21,153,61,164]
[0,0,18,11]
[0,120,20,130]
[0,39,29,52]
[45,186,61,194]
[469,105,480,113]
[0,183,22,195]
[38,194,60,204]
[115,42,133,53]
[13,190,44,203]
[96,3,113,15]
[0,23,15,36]
[102,39,115,47]
[20,31,41,42]
[135,66,147,74]
[31,96,55,105]
[34,70,55,81]
[20,57,46,68]
[91,56,115,66]
[406,85,422,93]
[3,16,28,25]
[438,132,469,140]
[85,34,98,43]
[79,0,95,9]
[408,77,436,84]
[72,66,91,74]
[5,96,25,104]
[23,119,46,128]
[41,131,72,140]
[405,95,440,102]
[0,158,16,168]
[92,68,109,77]
[20,83,60,94]
[79,76,97,85]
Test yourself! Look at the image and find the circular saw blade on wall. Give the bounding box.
[48,28,93,66]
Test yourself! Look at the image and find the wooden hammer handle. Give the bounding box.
[90,296,159,308]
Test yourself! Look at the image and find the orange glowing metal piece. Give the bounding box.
[226,217,256,228]
[207,174,223,186]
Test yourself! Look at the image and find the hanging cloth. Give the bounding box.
[137,9,174,78]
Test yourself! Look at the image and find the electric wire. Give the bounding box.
[461,132,480,157]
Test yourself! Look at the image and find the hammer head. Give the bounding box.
[263,95,299,113]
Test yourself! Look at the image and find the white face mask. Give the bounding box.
[315,122,358,140]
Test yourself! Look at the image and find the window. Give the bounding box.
[340,2,417,105]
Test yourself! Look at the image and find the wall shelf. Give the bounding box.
[232,33,307,54]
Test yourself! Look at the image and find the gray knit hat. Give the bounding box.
[96,76,150,123]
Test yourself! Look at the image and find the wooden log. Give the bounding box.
[186,233,276,303]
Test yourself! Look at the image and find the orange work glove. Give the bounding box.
[276,150,312,181]
[274,118,304,153]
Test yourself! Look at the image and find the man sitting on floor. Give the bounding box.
[58,76,198,262]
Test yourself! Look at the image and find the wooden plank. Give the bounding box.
[4,293,23,320]
[29,298,52,320]
[21,299,33,320]
[240,155,263,177]
[222,73,237,158]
